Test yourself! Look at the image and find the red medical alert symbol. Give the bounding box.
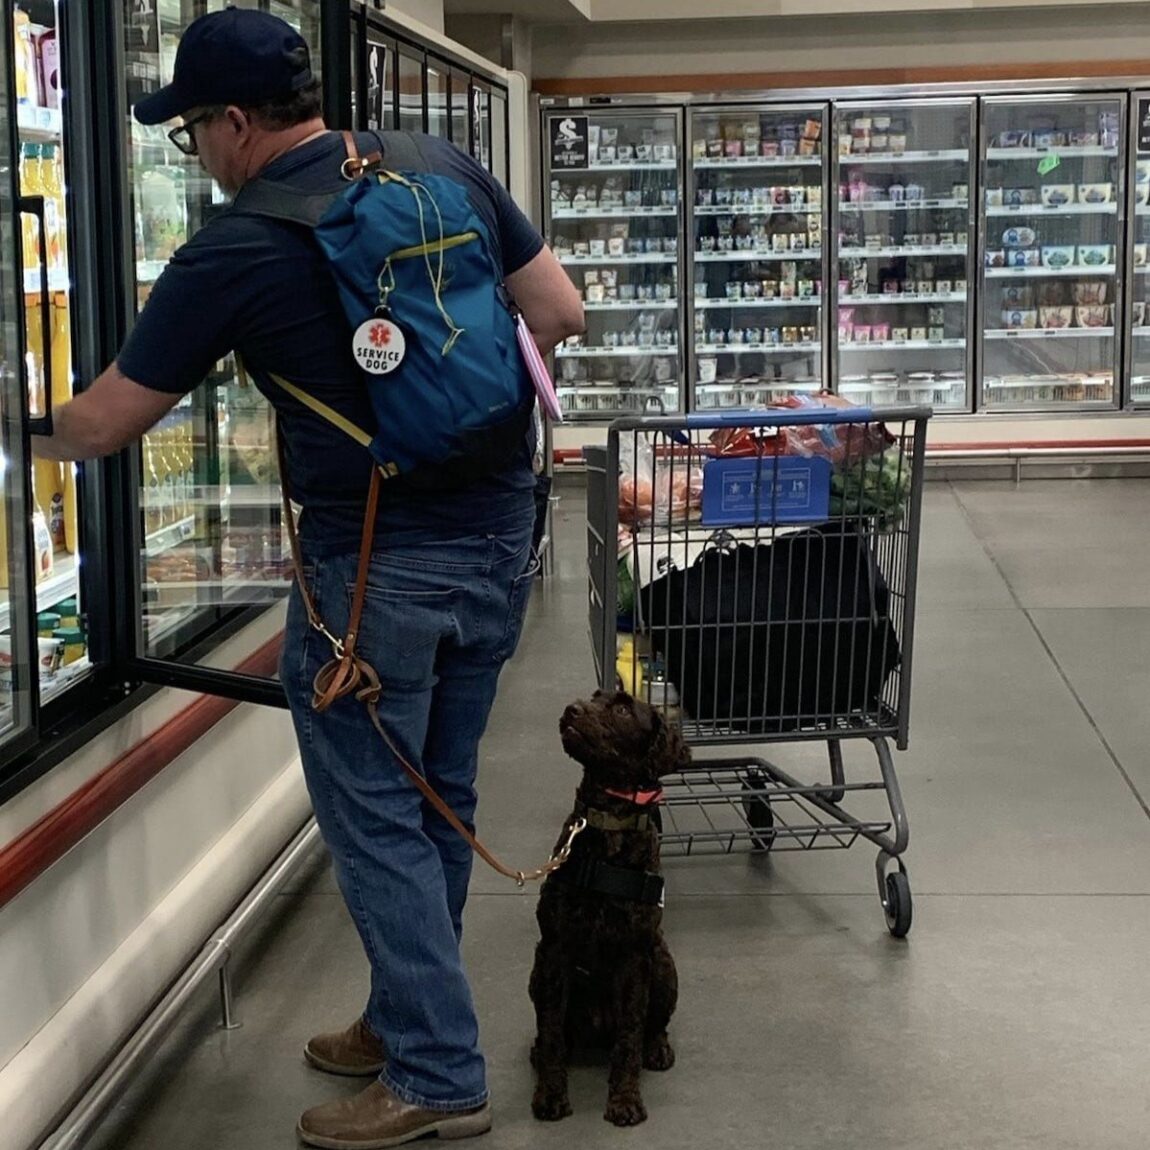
[352,317,406,376]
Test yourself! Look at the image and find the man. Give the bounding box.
[33,8,583,1147]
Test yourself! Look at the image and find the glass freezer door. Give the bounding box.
[0,14,37,757]
[1128,92,1150,404]
[980,94,1123,410]
[689,103,827,411]
[543,105,684,420]
[834,98,975,411]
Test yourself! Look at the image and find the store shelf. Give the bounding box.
[985,326,1115,340]
[586,161,678,171]
[1133,327,1150,336]
[694,156,822,169]
[0,555,80,634]
[695,342,820,354]
[559,253,678,266]
[16,104,63,139]
[841,245,967,259]
[841,339,966,351]
[555,346,678,358]
[985,146,1118,160]
[694,204,822,216]
[552,207,678,219]
[842,149,969,164]
[695,296,821,309]
[583,300,678,311]
[22,267,69,295]
[841,198,968,213]
[985,265,1116,279]
[843,292,967,305]
[1135,205,1150,216]
[694,249,821,263]
[144,514,197,558]
[986,203,1118,217]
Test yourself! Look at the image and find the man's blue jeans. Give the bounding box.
[281,503,536,1111]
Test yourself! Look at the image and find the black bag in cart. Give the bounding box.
[642,525,901,733]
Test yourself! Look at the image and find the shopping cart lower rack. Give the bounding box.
[584,404,930,937]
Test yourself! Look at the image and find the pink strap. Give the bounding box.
[515,314,563,422]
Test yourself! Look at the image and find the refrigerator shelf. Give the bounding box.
[694,297,821,309]
[694,249,821,262]
[22,268,70,294]
[985,146,1118,160]
[841,245,967,258]
[694,156,821,169]
[695,342,820,354]
[842,339,966,351]
[843,292,967,304]
[694,204,822,216]
[986,265,1116,278]
[552,207,678,219]
[0,556,79,634]
[586,161,678,171]
[985,327,1115,340]
[841,198,968,213]
[144,514,197,559]
[986,203,1118,217]
[559,253,677,265]
[1133,327,1150,335]
[555,346,678,358]
[842,149,969,164]
[16,104,63,139]
[1136,205,1150,216]
[583,300,678,311]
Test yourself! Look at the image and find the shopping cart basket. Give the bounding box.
[584,405,930,937]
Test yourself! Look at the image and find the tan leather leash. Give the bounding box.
[275,428,584,886]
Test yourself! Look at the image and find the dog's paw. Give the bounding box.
[604,1096,648,1126]
[643,1036,675,1071]
[532,1090,573,1122]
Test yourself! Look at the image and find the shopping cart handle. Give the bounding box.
[685,407,875,428]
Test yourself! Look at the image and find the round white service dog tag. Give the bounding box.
[351,317,406,375]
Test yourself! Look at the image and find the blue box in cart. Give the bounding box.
[701,454,832,526]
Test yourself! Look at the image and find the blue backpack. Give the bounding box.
[234,130,534,484]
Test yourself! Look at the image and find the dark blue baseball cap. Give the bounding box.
[134,7,313,125]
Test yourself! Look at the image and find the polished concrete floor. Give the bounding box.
[88,478,1150,1150]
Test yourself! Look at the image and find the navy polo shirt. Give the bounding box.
[118,131,545,554]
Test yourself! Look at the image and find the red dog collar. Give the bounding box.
[604,787,664,805]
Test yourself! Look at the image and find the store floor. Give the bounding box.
[87,478,1150,1150]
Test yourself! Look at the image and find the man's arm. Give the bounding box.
[31,362,181,461]
[504,247,585,357]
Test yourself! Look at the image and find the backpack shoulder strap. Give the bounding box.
[372,129,429,173]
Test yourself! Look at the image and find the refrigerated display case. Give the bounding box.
[11,0,94,703]
[121,0,298,667]
[689,104,827,411]
[980,95,1123,410]
[834,99,975,411]
[543,106,684,419]
[427,56,448,140]
[1130,94,1150,404]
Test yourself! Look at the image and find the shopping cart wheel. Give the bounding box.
[741,768,775,851]
[883,870,913,938]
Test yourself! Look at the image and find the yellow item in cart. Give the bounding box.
[615,635,645,697]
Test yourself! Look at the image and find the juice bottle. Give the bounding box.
[19,144,42,275]
[38,28,59,110]
[142,435,165,536]
[50,294,77,553]
[13,9,33,104]
[40,144,64,272]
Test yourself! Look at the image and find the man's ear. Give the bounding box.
[225,104,252,139]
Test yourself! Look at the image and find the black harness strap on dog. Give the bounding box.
[551,855,666,907]
[576,806,657,834]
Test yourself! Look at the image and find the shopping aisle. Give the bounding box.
[85,479,1150,1150]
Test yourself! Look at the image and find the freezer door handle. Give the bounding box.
[18,195,53,436]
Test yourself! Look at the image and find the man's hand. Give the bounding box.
[32,363,181,461]
[505,247,585,357]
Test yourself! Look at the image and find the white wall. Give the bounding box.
[387,0,446,35]
[531,4,1150,79]
[0,610,311,1150]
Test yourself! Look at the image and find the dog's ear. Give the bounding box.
[647,708,691,777]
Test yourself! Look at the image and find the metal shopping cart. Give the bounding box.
[584,405,930,937]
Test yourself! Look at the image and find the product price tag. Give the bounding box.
[1037,154,1061,176]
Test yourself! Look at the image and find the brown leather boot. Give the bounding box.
[304,1019,387,1077]
[297,1081,492,1148]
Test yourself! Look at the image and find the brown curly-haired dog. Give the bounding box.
[530,689,690,1126]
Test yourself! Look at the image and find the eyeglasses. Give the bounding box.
[167,111,214,157]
